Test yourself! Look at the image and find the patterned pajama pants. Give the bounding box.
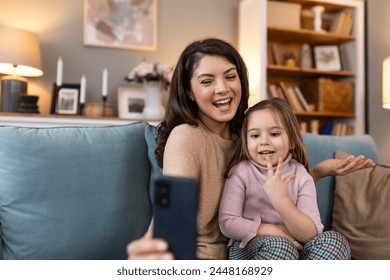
[228,231,351,260]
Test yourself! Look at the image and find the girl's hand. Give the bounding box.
[127,228,174,260]
[310,155,375,183]
[263,156,296,205]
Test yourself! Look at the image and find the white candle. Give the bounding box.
[102,68,108,97]
[56,57,63,86]
[80,75,86,104]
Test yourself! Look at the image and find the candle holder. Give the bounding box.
[102,95,107,117]
[79,103,85,116]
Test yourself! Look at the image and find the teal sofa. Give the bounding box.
[0,122,378,259]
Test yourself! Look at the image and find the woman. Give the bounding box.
[127,38,374,260]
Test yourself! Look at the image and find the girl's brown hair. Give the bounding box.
[225,98,309,177]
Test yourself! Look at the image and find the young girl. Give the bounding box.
[219,98,350,260]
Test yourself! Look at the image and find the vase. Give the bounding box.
[312,6,325,32]
[143,81,165,119]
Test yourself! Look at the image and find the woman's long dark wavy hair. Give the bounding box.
[155,38,250,168]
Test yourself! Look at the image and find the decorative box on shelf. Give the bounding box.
[267,0,301,29]
[301,78,354,113]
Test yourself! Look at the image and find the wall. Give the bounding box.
[367,0,390,165]
[0,0,238,115]
[3,0,390,165]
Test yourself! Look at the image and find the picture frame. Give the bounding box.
[50,84,81,115]
[313,45,342,71]
[83,0,157,51]
[117,86,146,119]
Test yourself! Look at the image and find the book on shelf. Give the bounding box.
[300,121,308,133]
[329,11,345,33]
[329,11,354,34]
[310,119,320,135]
[278,81,303,112]
[267,84,277,99]
[286,86,305,112]
[340,13,354,35]
[267,42,276,65]
[267,83,288,101]
[293,86,311,112]
[270,42,281,65]
[322,122,334,135]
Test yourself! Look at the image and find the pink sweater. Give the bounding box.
[219,154,324,248]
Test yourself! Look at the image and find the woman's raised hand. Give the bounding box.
[310,155,375,183]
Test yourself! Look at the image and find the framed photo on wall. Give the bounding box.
[83,0,157,51]
[313,45,342,71]
[117,86,146,119]
[50,84,81,115]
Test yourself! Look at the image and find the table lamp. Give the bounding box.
[0,26,43,112]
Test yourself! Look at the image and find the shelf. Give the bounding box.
[0,113,162,127]
[283,0,353,12]
[268,27,355,44]
[294,111,355,118]
[267,65,355,78]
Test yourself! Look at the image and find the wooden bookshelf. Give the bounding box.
[239,0,365,135]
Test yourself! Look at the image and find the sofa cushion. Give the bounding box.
[0,122,152,259]
[302,133,378,231]
[333,150,390,259]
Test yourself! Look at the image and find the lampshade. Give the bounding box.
[383,56,390,109]
[0,26,43,77]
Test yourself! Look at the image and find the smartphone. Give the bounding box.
[152,176,198,260]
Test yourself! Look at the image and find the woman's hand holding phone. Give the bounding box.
[126,227,174,260]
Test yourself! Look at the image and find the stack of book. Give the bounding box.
[322,122,354,136]
[267,81,314,112]
[329,11,354,35]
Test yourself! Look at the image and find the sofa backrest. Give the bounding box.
[0,122,153,259]
[302,132,378,231]
[144,127,380,232]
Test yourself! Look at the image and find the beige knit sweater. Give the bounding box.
[163,122,237,259]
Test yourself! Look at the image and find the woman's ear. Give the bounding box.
[188,91,195,101]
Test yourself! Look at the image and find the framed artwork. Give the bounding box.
[313,45,342,71]
[117,86,146,119]
[83,0,157,51]
[50,84,81,115]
